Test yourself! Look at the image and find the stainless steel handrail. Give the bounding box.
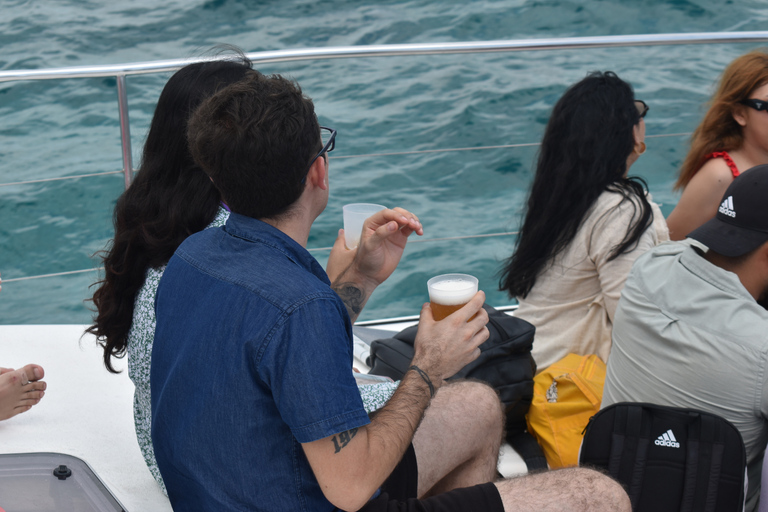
[0,132,690,188]
[2,31,767,188]
[2,230,522,283]
[2,32,768,83]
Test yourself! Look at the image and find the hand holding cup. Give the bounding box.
[342,203,386,249]
[412,289,489,384]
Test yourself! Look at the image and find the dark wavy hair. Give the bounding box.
[88,55,254,373]
[500,71,653,299]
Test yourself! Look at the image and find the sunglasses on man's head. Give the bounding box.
[741,98,768,112]
[635,100,649,119]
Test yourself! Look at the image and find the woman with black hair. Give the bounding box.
[87,56,398,493]
[87,57,258,492]
[499,71,669,372]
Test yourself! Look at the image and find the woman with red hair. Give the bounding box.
[667,50,768,240]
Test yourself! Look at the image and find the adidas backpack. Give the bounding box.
[579,402,746,512]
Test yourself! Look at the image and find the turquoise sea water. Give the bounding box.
[1,0,768,324]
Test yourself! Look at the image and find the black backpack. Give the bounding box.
[579,402,746,512]
[365,304,547,470]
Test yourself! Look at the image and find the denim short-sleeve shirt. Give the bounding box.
[151,213,371,511]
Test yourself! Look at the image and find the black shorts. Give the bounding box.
[357,443,505,512]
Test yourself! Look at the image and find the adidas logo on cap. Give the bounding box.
[689,165,768,257]
[718,196,736,218]
[654,429,680,448]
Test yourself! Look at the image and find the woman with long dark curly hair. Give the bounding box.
[667,50,768,240]
[499,71,669,372]
[87,56,257,492]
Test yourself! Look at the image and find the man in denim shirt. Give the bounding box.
[151,71,629,512]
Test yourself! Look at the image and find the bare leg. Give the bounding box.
[412,380,504,497]
[0,364,46,421]
[494,467,631,512]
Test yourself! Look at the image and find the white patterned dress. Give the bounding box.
[127,207,398,492]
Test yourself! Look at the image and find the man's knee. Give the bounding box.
[495,467,630,512]
[550,467,630,512]
[434,380,504,432]
[574,468,630,512]
[439,380,500,405]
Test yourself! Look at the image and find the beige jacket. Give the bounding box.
[515,190,669,372]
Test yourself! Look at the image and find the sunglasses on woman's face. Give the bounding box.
[635,100,649,119]
[741,98,768,112]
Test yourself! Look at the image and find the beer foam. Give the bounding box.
[428,279,477,305]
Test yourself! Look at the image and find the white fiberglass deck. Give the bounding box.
[1,323,525,511]
[1,325,172,511]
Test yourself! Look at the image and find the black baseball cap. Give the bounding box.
[688,164,768,257]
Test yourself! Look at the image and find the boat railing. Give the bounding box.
[3,31,768,285]
[3,32,768,190]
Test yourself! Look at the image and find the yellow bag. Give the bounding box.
[525,353,606,468]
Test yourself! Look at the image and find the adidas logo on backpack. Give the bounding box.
[580,403,747,510]
[654,429,680,448]
[718,196,736,218]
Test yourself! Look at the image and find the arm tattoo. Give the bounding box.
[408,365,435,398]
[332,282,365,319]
[331,427,359,453]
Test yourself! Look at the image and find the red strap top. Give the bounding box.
[704,151,740,178]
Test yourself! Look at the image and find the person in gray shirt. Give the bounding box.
[603,164,768,512]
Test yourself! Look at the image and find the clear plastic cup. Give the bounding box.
[342,203,386,249]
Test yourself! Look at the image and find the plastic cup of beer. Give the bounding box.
[343,203,386,249]
[427,274,479,321]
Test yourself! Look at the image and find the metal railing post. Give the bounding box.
[116,73,134,189]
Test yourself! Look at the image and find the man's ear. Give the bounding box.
[754,241,768,283]
[306,155,328,191]
[759,241,768,267]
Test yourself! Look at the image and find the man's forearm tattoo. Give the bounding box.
[331,427,359,453]
[333,282,365,317]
